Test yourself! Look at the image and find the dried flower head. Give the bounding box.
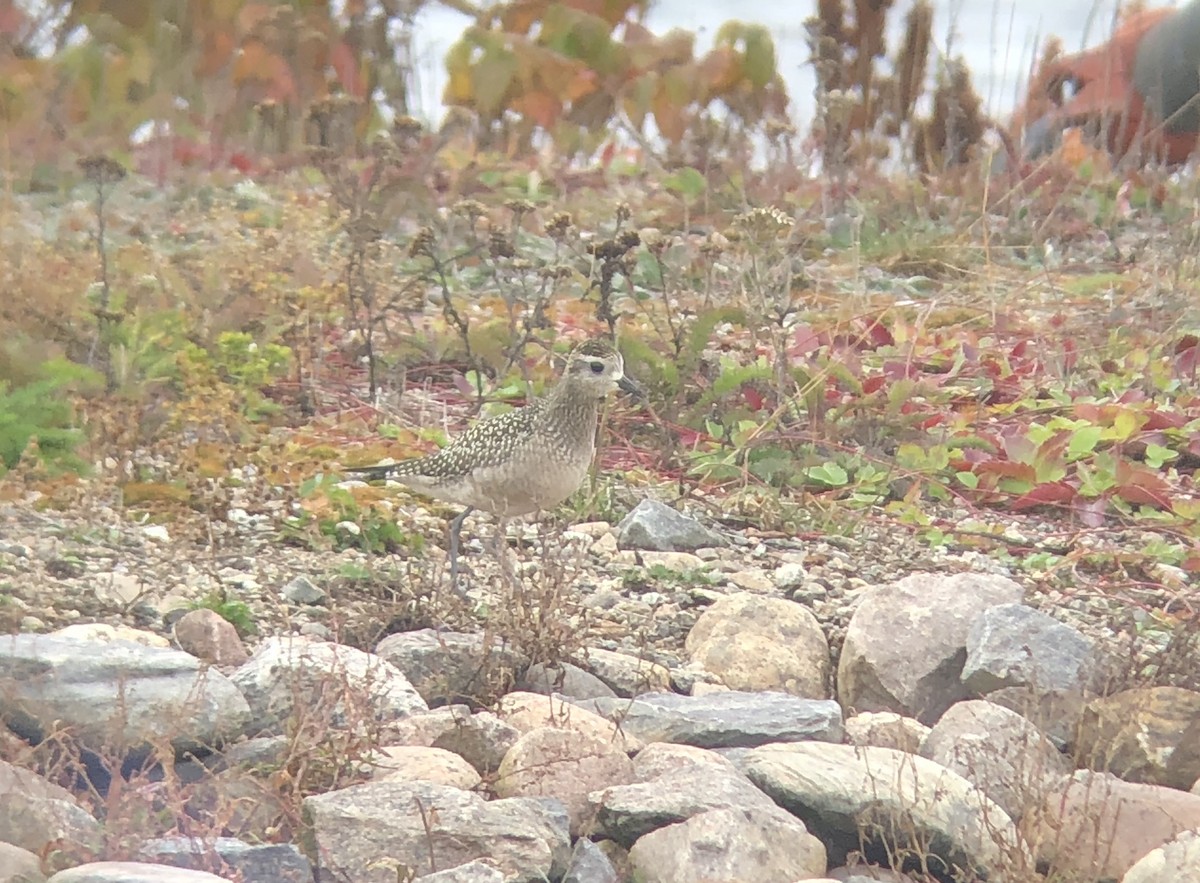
[544,212,574,239]
[733,206,794,243]
[409,226,436,258]
[78,155,127,186]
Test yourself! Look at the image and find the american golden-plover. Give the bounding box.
[349,338,640,583]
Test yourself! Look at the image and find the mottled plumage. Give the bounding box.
[349,338,639,583]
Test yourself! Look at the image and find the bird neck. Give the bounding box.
[542,379,602,441]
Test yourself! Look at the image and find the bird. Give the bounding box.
[346,337,641,586]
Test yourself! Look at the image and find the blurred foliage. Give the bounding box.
[443,0,789,156]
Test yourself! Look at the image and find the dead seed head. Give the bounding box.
[408,226,436,258]
[488,230,514,259]
[734,206,794,242]
[639,227,665,250]
[544,212,574,238]
[453,199,487,222]
[78,155,126,186]
[505,199,535,216]
[392,115,424,141]
[615,202,632,224]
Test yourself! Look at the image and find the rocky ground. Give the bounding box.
[2,475,1200,883]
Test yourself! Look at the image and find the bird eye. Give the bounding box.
[589,361,605,374]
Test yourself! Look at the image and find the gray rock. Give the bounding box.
[591,743,778,847]
[281,576,326,605]
[684,593,830,698]
[137,837,311,883]
[414,861,505,882]
[46,864,231,883]
[562,838,619,883]
[1122,829,1200,883]
[577,648,672,697]
[837,572,1025,724]
[627,805,826,882]
[0,840,46,883]
[962,603,1097,696]
[0,635,250,757]
[375,629,525,705]
[518,662,616,700]
[919,700,1068,823]
[573,691,843,748]
[617,500,725,552]
[0,760,102,855]
[230,636,426,735]
[303,780,570,883]
[744,742,1029,878]
[433,715,521,775]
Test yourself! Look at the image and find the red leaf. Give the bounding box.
[1012,481,1077,510]
[865,321,894,348]
[742,386,765,411]
[1073,497,1109,528]
[862,376,886,394]
[1177,334,1200,354]
[790,324,820,357]
[1114,461,1174,509]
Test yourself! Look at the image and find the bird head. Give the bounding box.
[564,338,643,400]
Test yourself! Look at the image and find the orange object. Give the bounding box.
[1013,2,1200,163]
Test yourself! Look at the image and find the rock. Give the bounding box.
[367,746,482,789]
[230,636,426,736]
[1166,715,1200,792]
[826,869,921,883]
[496,727,635,834]
[561,838,619,883]
[577,648,672,697]
[171,609,250,666]
[744,742,1028,877]
[45,864,232,882]
[726,569,774,593]
[919,700,1068,823]
[497,692,640,752]
[961,603,1097,696]
[375,629,525,705]
[0,760,102,855]
[773,561,808,590]
[984,685,1087,751]
[617,500,725,552]
[303,781,570,882]
[49,624,170,647]
[1122,829,1200,883]
[591,743,778,847]
[1075,686,1200,787]
[0,635,249,757]
[137,837,311,883]
[573,691,843,749]
[518,662,616,700]
[281,576,326,606]
[414,861,504,882]
[844,711,930,753]
[685,593,830,698]
[836,572,1025,724]
[1032,771,1200,881]
[385,706,520,775]
[627,805,826,882]
[0,841,46,883]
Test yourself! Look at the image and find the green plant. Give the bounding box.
[0,361,98,475]
[191,590,258,637]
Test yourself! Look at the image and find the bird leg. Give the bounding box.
[494,516,517,589]
[447,506,474,593]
